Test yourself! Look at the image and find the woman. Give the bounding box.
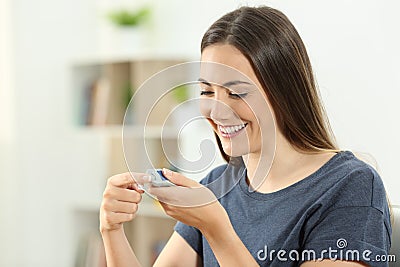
[100,6,391,267]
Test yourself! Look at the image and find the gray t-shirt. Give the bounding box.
[174,151,392,266]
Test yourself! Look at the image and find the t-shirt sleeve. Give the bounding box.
[301,166,392,266]
[301,206,391,266]
[174,221,203,257]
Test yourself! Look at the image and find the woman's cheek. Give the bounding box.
[199,98,212,118]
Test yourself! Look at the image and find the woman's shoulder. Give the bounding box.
[322,150,387,212]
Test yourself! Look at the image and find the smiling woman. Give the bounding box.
[99,5,392,267]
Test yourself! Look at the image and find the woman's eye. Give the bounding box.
[199,91,248,98]
[200,91,214,96]
[229,92,248,99]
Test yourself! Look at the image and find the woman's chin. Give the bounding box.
[222,145,248,157]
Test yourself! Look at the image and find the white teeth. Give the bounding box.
[219,124,246,134]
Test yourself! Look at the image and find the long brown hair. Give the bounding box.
[201,6,338,162]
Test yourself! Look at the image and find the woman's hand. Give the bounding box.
[148,169,230,233]
[100,172,149,232]
[150,169,259,266]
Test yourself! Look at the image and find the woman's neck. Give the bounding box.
[241,132,336,193]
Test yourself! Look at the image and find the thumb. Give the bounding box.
[133,173,152,185]
[162,168,199,188]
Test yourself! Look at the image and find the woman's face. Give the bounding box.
[199,44,275,157]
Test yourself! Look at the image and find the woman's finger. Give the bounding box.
[107,173,135,188]
[103,211,135,226]
[133,174,152,185]
[104,200,138,214]
[149,184,217,207]
[103,186,142,203]
[162,168,199,187]
[149,186,178,203]
[107,172,151,189]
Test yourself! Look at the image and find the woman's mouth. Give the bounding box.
[218,123,248,138]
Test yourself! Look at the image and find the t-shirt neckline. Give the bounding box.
[238,150,351,200]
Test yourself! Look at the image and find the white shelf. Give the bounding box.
[71,57,185,266]
[71,52,196,67]
[74,125,178,139]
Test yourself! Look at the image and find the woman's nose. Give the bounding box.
[199,89,232,122]
[209,97,232,122]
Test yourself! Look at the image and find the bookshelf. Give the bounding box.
[71,56,191,267]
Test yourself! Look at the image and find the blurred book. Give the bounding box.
[87,77,111,125]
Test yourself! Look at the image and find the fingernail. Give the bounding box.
[137,184,145,192]
[163,168,172,176]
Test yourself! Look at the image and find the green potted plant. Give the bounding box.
[105,6,151,54]
[107,7,151,27]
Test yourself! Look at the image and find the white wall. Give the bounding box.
[271,0,400,204]
[0,0,19,265]
[9,0,104,266]
[2,0,399,266]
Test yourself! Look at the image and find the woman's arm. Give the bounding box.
[200,213,259,267]
[101,227,141,267]
[99,173,147,267]
[301,260,369,266]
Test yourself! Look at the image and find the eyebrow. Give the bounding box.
[197,78,251,87]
